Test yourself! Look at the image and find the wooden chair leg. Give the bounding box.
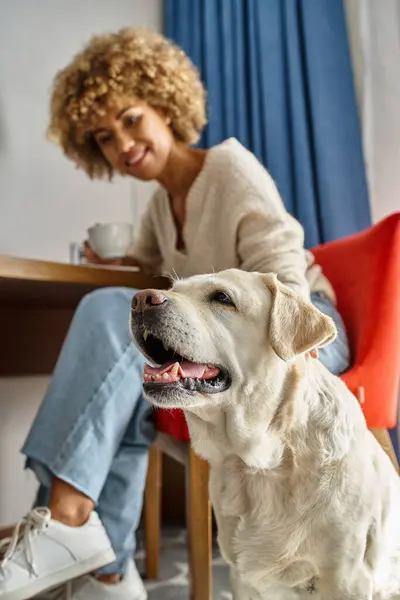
[1,525,15,558]
[144,445,162,579]
[0,525,15,540]
[371,428,400,473]
[185,446,212,600]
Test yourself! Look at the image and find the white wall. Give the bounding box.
[0,378,49,523]
[0,0,162,525]
[345,0,400,222]
[0,0,161,261]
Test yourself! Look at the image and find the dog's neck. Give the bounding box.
[185,358,305,468]
[185,357,354,471]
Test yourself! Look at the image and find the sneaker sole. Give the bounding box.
[1,548,116,600]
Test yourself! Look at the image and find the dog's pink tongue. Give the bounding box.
[179,361,207,378]
[144,361,207,378]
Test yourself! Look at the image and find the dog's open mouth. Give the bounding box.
[141,330,230,395]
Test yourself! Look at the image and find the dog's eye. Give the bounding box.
[210,291,236,308]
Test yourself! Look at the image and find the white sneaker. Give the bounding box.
[0,508,115,600]
[36,559,147,600]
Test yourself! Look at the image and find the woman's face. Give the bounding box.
[90,100,174,181]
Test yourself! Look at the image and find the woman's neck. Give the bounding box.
[157,144,207,204]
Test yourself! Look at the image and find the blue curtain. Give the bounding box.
[164,0,371,247]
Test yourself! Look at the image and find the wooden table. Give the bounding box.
[0,255,168,376]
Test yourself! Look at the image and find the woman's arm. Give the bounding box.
[214,140,310,296]
[237,195,310,298]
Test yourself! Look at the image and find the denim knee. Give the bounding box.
[310,292,351,376]
[76,287,136,324]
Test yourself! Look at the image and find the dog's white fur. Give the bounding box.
[138,269,400,600]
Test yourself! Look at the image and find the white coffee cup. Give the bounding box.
[87,222,134,259]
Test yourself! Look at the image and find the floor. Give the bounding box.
[137,528,232,600]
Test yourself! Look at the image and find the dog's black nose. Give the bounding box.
[132,289,168,313]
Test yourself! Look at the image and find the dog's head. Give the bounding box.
[130,269,336,410]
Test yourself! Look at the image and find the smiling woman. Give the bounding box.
[48,28,206,180]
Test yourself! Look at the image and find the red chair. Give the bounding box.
[313,213,400,435]
[144,213,400,600]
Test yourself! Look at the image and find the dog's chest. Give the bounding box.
[210,461,321,584]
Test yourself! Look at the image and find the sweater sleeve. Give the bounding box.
[128,201,162,275]
[237,194,310,298]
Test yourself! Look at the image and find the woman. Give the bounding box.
[0,28,349,600]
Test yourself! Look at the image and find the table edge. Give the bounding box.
[0,255,169,289]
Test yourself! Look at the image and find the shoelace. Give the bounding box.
[0,507,51,578]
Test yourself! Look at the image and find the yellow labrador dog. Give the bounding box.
[131,269,400,600]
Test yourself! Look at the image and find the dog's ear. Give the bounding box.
[263,274,337,361]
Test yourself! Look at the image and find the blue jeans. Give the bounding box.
[22,288,155,574]
[21,287,349,574]
[311,291,350,376]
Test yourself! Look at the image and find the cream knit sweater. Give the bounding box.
[131,138,335,301]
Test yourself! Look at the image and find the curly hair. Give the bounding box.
[48,28,207,179]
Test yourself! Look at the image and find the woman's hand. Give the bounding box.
[83,241,141,268]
